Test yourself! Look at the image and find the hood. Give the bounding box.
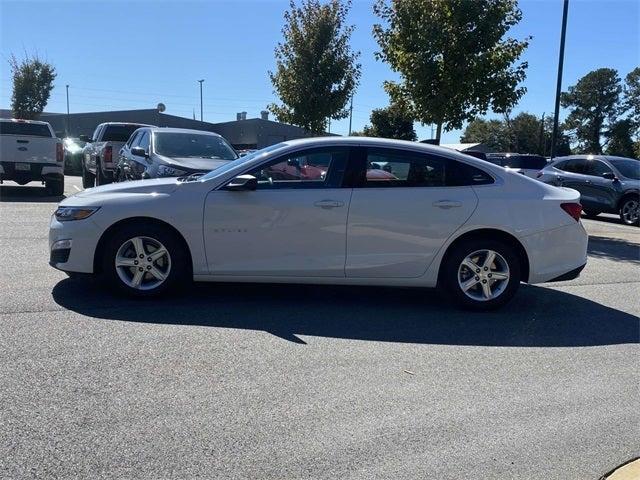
[63,178,180,205]
[160,156,233,171]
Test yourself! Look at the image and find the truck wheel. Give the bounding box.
[45,177,64,196]
[82,164,95,189]
[96,162,112,186]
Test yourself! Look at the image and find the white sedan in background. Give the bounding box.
[49,137,588,310]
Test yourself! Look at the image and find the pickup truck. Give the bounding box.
[0,118,64,195]
[80,122,152,188]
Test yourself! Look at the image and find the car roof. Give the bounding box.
[145,127,223,137]
[0,118,50,125]
[99,122,154,127]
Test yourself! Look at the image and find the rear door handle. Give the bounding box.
[433,200,462,209]
[314,199,344,209]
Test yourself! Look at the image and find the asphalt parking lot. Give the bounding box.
[1,176,638,480]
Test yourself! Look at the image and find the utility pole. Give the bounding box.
[348,96,353,135]
[551,0,569,160]
[198,79,205,122]
[65,84,70,136]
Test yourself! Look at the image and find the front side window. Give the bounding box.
[154,132,237,160]
[246,147,348,189]
[361,149,493,187]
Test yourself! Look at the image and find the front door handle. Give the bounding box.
[433,200,462,209]
[314,199,344,209]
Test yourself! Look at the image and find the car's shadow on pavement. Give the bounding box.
[52,279,639,346]
[589,235,640,264]
[0,185,65,203]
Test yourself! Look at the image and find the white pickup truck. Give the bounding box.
[0,118,64,195]
[80,122,151,188]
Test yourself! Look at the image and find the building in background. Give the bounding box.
[0,109,324,149]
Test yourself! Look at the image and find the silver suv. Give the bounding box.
[537,155,639,225]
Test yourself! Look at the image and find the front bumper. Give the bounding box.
[548,262,586,282]
[48,214,103,273]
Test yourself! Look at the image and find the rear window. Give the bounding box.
[102,125,144,142]
[0,122,52,137]
[491,155,547,170]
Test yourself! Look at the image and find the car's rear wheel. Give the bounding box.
[443,239,521,310]
[96,161,111,186]
[619,197,639,226]
[102,223,189,297]
[45,177,64,196]
[82,164,95,189]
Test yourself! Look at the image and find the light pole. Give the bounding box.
[197,79,205,122]
[65,84,70,136]
[550,0,569,160]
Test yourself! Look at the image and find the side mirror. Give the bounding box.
[226,174,257,191]
[131,146,147,157]
[79,134,90,142]
[602,172,617,181]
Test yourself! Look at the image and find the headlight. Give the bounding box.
[157,165,187,177]
[54,206,100,222]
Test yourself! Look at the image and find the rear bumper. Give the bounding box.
[522,221,589,284]
[0,161,63,183]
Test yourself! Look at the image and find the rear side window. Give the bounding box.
[557,159,587,174]
[361,149,493,187]
[102,125,144,142]
[0,122,52,137]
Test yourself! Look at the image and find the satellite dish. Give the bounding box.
[157,103,166,113]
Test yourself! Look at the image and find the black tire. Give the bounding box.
[82,164,95,189]
[45,177,64,196]
[101,222,190,297]
[619,196,639,226]
[583,209,601,218]
[442,238,521,311]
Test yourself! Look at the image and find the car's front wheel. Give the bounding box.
[102,223,189,297]
[619,196,639,226]
[443,239,521,310]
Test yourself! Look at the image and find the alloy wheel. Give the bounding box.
[621,199,639,225]
[115,236,171,290]
[457,249,510,302]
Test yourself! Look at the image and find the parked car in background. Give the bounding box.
[49,137,588,310]
[115,127,238,181]
[0,118,64,195]
[486,153,548,179]
[537,155,640,225]
[80,122,152,188]
[63,137,86,175]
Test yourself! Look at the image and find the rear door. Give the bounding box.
[345,147,486,278]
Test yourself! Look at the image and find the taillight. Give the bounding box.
[56,143,63,162]
[536,171,543,178]
[561,203,582,221]
[104,146,113,165]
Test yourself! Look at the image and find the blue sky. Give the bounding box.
[0,0,638,143]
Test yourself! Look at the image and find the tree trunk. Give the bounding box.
[435,122,443,144]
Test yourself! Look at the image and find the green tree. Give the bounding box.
[623,67,640,142]
[561,68,621,154]
[373,0,529,142]
[360,102,417,140]
[9,53,57,120]
[268,0,361,133]
[605,119,636,158]
[460,118,511,152]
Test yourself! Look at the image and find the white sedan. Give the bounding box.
[49,137,588,310]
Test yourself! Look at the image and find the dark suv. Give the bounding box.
[537,155,639,225]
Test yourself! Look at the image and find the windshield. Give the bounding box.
[199,143,288,181]
[610,159,640,180]
[154,132,238,160]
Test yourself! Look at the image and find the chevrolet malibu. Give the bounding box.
[49,137,588,310]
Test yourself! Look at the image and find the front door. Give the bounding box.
[203,147,351,277]
[345,147,482,278]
